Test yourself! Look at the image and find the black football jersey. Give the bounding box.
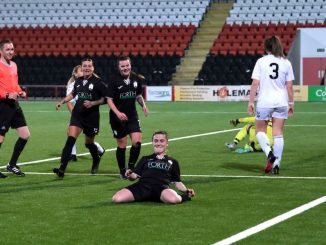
[107,73,143,118]
[72,75,107,116]
[134,154,181,186]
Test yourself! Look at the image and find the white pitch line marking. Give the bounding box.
[16,172,119,176]
[213,196,326,245]
[183,174,326,180]
[0,129,239,169]
[0,125,325,170]
[3,172,326,180]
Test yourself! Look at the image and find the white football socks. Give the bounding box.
[273,135,284,167]
[71,144,77,155]
[256,131,272,157]
[94,142,104,154]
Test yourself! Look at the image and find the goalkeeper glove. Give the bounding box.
[230,119,240,127]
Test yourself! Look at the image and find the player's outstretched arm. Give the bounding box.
[56,93,74,110]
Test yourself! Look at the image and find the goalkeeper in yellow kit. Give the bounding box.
[225,117,273,153]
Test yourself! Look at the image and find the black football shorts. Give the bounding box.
[70,112,100,137]
[126,182,167,202]
[110,115,141,139]
[0,100,27,136]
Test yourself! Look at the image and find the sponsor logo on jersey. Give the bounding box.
[119,91,137,99]
[78,92,92,100]
[147,160,172,171]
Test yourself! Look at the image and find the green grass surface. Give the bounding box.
[0,101,325,245]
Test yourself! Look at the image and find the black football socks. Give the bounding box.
[8,137,28,166]
[128,142,141,169]
[59,136,76,171]
[116,147,126,174]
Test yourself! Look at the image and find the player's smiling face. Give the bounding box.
[0,43,15,62]
[152,134,168,155]
[81,60,94,78]
[118,59,131,78]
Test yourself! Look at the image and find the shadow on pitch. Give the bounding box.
[0,175,117,194]
[220,161,263,173]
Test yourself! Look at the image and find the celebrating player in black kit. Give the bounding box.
[107,56,149,179]
[53,58,107,178]
[112,131,195,204]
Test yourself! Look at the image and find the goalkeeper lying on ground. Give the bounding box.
[225,116,273,153]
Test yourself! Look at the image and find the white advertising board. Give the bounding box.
[174,86,251,101]
[146,86,172,101]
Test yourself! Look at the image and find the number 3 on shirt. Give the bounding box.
[269,63,279,79]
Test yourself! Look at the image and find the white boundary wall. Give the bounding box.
[288,28,326,85]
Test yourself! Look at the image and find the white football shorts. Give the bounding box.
[255,106,288,120]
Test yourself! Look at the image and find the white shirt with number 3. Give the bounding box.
[251,54,294,108]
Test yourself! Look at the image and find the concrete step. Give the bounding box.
[189,42,213,48]
[186,49,209,56]
[172,1,234,85]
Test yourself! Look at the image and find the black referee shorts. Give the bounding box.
[0,100,27,136]
[126,182,167,202]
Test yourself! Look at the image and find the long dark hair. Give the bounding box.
[264,36,285,58]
